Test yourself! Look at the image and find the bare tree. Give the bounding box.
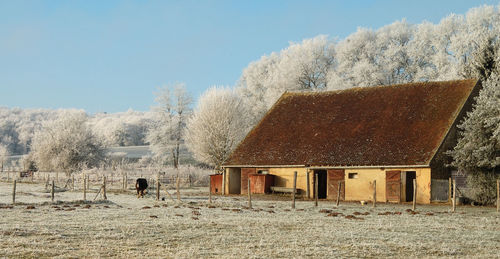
[146,83,192,168]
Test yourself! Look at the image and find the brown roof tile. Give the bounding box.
[225,79,479,167]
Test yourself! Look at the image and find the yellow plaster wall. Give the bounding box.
[344,169,386,202]
[224,167,309,196]
[224,167,431,204]
[344,168,431,204]
[268,168,308,194]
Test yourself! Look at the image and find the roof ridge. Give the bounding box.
[285,79,478,96]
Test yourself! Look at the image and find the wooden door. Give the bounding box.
[327,169,345,200]
[386,170,401,202]
[240,168,256,194]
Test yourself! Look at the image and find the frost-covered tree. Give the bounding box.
[237,35,335,126]
[450,74,500,204]
[89,109,154,147]
[448,10,500,204]
[0,107,63,155]
[0,107,153,156]
[185,87,249,171]
[146,83,192,168]
[0,144,8,172]
[460,36,500,82]
[327,27,382,89]
[30,111,106,173]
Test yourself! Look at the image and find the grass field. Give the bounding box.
[0,181,499,258]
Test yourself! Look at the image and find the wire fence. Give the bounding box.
[0,166,212,204]
[0,166,211,190]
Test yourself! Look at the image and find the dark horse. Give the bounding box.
[135,178,148,198]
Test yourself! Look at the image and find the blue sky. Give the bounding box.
[0,0,498,113]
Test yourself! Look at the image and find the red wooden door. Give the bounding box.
[327,169,345,200]
[386,170,401,202]
[240,168,256,194]
[210,174,223,194]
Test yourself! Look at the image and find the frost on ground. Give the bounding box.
[0,182,499,258]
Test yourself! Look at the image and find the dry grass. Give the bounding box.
[0,181,499,258]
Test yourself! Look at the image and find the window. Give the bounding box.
[348,173,358,179]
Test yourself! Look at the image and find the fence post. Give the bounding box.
[399,181,402,204]
[176,175,180,201]
[452,179,456,212]
[497,179,499,213]
[336,181,341,207]
[72,175,75,191]
[221,171,226,195]
[373,180,376,208]
[83,175,87,201]
[292,171,297,209]
[103,176,107,200]
[312,172,316,206]
[12,180,16,204]
[86,175,90,190]
[51,180,55,202]
[448,177,452,202]
[156,175,160,201]
[248,178,252,209]
[315,173,319,207]
[412,179,417,211]
[306,171,310,199]
[124,173,127,190]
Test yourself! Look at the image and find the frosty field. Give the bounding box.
[0,181,499,258]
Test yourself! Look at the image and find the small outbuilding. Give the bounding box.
[222,79,480,204]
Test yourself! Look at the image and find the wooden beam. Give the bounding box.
[292,171,297,209]
[336,181,341,207]
[314,173,318,207]
[248,178,252,209]
[412,179,416,211]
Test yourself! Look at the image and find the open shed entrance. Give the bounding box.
[314,170,327,199]
[227,168,241,194]
[404,171,416,202]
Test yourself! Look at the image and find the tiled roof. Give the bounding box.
[225,79,479,167]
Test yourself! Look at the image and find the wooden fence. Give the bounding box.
[0,170,203,191]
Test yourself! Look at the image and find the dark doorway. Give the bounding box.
[405,171,416,202]
[315,170,327,199]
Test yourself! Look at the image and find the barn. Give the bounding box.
[221,79,481,204]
